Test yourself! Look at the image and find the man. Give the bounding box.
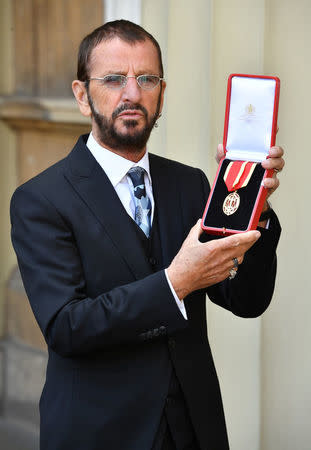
[10,20,284,450]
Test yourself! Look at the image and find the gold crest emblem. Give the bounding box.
[223,191,240,216]
[239,103,257,121]
[246,103,255,115]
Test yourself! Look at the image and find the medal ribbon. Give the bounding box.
[223,161,257,192]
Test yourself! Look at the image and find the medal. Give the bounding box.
[223,191,240,216]
[222,161,257,215]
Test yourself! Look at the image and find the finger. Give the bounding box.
[269,146,284,157]
[219,263,241,284]
[263,176,280,191]
[187,219,204,241]
[227,230,261,247]
[225,256,242,272]
[262,157,285,171]
[261,146,285,171]
[221,254,244,282]
[197,218,204,239]
[216,143,225,163]
[214,230,261,252]
[217,143,224,154]
[232,255,244,266]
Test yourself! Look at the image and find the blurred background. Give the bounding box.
[0,0,310,449]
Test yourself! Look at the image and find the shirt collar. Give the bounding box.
[86,132,151,187]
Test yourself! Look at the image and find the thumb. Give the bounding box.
[188,218,204,241]
[216,143,225,164]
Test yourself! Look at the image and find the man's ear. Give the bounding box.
[72,80,91,117]
[159,80,166,115]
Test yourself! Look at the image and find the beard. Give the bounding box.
[87,88,162,153]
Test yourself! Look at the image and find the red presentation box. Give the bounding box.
[202,73,280,236]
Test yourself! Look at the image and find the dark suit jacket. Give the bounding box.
[10,135,281,450]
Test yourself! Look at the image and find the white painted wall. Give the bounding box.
[104,0,141,24]
[142,0,168,158]
[261,1,311,448]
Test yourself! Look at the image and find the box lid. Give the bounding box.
[223,74,280,162]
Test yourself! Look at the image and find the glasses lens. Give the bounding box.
[137,75,160,90]
[102,75,126,89]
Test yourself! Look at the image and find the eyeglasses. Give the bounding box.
[88,74,164,91]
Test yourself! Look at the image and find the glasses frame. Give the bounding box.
[87,74,164,91]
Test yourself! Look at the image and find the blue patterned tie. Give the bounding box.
[127,167,152,237]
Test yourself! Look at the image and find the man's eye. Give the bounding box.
[138,75,159,89]
[141,75,157,83]
[103,75,124,87]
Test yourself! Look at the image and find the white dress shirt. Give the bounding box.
[86,133,187,319]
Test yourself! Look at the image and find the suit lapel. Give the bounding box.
[64,136,152,280]
[149,154,185,268]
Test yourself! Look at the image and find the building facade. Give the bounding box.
[0,1,310,449]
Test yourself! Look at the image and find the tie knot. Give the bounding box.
[127,166,145,187]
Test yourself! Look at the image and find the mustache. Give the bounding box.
[112,103,148,120]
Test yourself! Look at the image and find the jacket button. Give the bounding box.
[168,338,175,349]
[149,257,156,266]
[159,326,166,334]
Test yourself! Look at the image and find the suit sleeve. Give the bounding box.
[198,168,281,318]
[10,186,187,357]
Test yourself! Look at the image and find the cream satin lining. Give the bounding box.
[226,76,276,162]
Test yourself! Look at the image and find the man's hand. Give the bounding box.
[216,143,285,201]
[167,220,261,300]
[261,145,284,199]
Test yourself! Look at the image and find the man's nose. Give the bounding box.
[120,77,142,103]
